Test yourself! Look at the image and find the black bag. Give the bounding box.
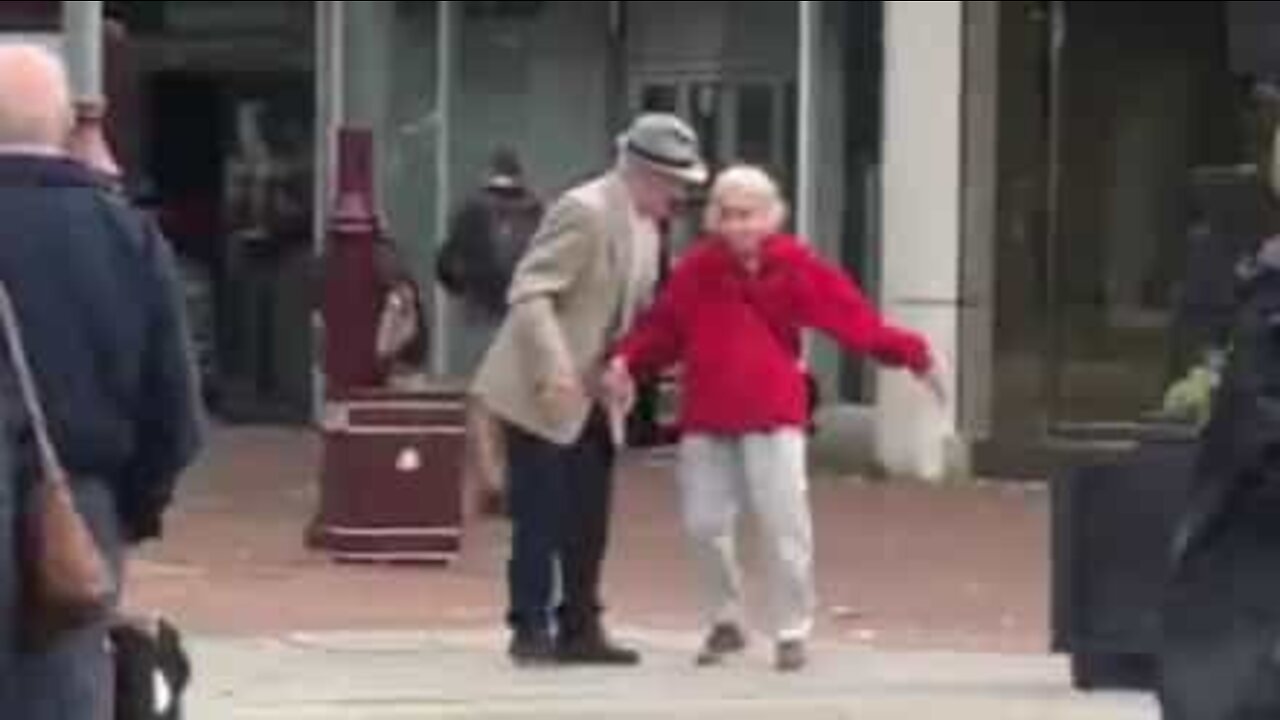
[803,371,820,432]
[110,616,191,720]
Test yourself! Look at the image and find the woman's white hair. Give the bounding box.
[703,164,789,233]
[0,43,73,149]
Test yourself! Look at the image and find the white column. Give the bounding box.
[959,1,1001,441]
[875,0,965,481]
[796,1,821,370]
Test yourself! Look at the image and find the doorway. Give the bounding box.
[111,1,318,424]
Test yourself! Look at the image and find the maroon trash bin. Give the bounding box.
[312,383,467,564]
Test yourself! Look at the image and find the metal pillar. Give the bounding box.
[62,1,102,101]
[62,0,118,179]
[796,0,820,245]
[797,0,820,366]
[432,0,456,377]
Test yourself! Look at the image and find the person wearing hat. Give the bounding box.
[472,114,707,666]
[438,148,544,517]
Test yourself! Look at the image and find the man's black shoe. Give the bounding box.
[508,630,556,667]
[555,634,642,667]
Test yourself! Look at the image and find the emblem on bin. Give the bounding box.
[396,447,423,474]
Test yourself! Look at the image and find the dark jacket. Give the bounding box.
[1172,256,1280,568]
[0,154,201,543]
[436,185,543,316]
[1159,255,1280,719]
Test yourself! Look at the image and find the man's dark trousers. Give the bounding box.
[505,409,615,641]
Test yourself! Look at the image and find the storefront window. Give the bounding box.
[1048,0,1254,428]
[640,83,678,114]
[993,0,1266,441]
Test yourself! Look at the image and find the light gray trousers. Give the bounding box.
[677,430,815,642]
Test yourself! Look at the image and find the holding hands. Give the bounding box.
[602,357,637,447]
[602,356,637,414]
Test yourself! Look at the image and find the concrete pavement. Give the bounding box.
[189,629,1157,719]
[132,427,1049,654]
[138,427,1130,717]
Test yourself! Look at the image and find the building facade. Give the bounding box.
[15,1,1278,479]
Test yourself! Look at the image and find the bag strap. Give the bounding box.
[0,283,67,484]
[738,284,806,368]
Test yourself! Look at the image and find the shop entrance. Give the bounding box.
[111,1,317,423]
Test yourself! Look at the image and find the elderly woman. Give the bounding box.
[605,165,942,672]
[0,43,201,718]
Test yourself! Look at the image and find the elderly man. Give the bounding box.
[473,114,707,667]
[0,43,201,718]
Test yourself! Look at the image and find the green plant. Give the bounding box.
[1160,348,1228,427]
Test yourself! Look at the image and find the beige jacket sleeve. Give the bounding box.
[506,197,598,388]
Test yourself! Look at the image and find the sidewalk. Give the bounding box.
[121,426,1125,717]
[189,629,1157,719]
[127,426,1049,654]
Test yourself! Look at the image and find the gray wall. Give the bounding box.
[446,0,612,375]
[452,0,612,197]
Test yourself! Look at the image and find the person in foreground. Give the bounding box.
[605,165,945,672]
[0,43,202,717]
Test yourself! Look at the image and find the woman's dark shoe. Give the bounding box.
[555,629,642,667]
[775,640,808,673]
[695,624,748,667]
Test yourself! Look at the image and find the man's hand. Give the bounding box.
[539,367,587,423]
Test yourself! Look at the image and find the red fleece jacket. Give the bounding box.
[613,234,932,434]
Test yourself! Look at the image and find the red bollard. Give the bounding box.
[321,128,382,396]
[308,127,466,565]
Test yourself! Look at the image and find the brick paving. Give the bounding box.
[125,426,1049,655]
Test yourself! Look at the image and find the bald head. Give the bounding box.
[0,43,72,150]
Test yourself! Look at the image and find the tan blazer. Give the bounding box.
[471,171,661,446]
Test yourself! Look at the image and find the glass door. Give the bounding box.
[1043,0,1253,434]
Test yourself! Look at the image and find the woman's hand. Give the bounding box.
[602,357,637,415]
[913,352,948,406]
